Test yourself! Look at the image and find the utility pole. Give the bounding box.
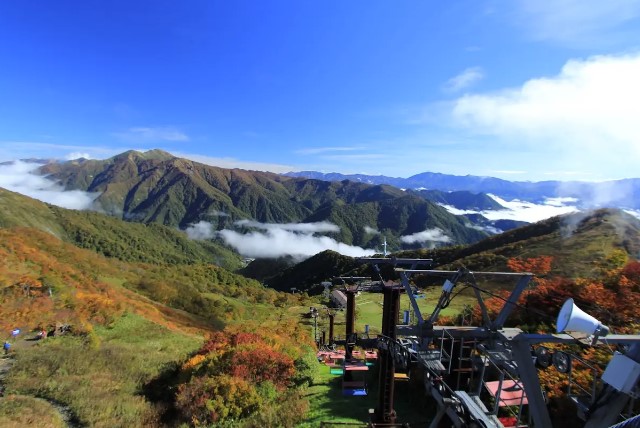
[310,307,319,344]
[328,312,335,346]
[345,288,357,360]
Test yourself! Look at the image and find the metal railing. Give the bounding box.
[482,354,529,427]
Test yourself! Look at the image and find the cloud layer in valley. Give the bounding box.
[364,226,380,235]
[216,220,375,259]
[185,221,216,240]
[439,194,579,224]
[400,228,451,245]
[0,161,97,210]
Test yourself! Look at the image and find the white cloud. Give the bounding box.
[364,226,380,235]
[485,195,579,222]
[444,67,485,92]
[544,197,579,207]
[439,194,579,223]
[0,142,129,163]
[514,0,640,47]
[65,152,91,160]
[185,221,215,240]
[469,224,503,235]
[625,209,640,220]
[217,221,375,259]
[559,180,637,209]
[0,161,97,210]
[400,228,451,244]
[209,210,229,217]
[113,127,189,143]
[438,205,477,216]
[177,152,294,174]
[451,52,640,179]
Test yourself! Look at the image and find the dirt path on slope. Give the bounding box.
[0,336,82,428]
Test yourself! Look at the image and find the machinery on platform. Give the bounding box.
[329,257,640,428]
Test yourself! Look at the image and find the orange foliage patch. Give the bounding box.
[507,256,554,275]
[230,345,295,388]
[0,227,217,335]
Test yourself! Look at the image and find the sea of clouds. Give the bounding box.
[439,194,580,224]
[0,161,97,210]
[218,220,376,259]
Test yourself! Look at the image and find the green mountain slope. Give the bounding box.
[404,208,640,279]
[303,195,486,248]
[39,150,308,226]
[0,212,308,427]
[243,250,357,293]
[0,187,242,269]
[37,149,488,248]
[264,209,640,293]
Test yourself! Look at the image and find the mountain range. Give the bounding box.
[285,170,640,210]
[34,150,490,254]
[7,159,640,296]
[4,148,634,263]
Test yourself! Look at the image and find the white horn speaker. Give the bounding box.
[556,298,609,336]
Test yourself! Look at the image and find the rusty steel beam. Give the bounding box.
[374,285,401,424]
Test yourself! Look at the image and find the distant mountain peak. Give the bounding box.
[112,149,175,162]
[143,149,175,159]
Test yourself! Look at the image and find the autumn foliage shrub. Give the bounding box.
[228,346,295,388]
[174,327,312,426]
[469,255,640,420]
[176,375,262,425]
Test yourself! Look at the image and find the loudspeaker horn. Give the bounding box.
[556,298,609,336]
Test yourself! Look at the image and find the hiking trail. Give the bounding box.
[0,335,82,428]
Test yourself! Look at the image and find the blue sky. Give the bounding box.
[2,1,640,181]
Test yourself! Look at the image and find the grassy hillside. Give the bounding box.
[0,187,242,269]
[0,223,311,426]
[303,194,486,248]
[2,185,637,426]
[400,208,640,281]
[0,227,283,332]
[0,188,65,235]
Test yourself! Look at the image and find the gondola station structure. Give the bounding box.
[315,257,640,427]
